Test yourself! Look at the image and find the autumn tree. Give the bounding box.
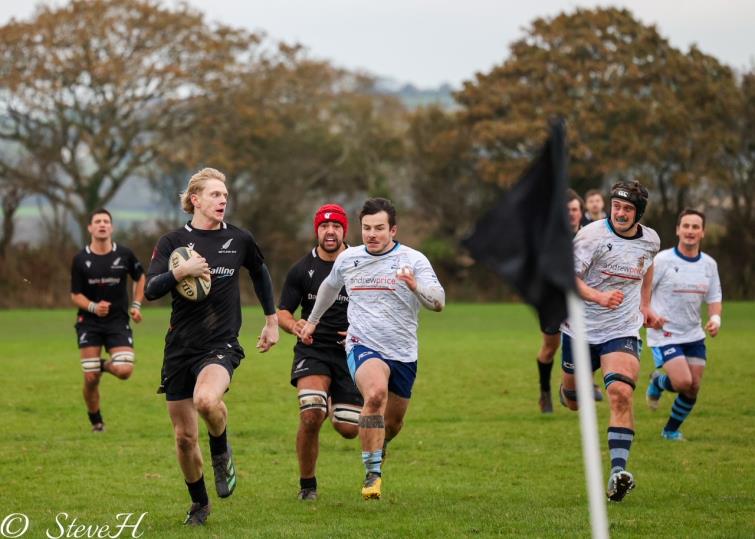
[0,0,253,240]
[714,69,755,297]
[154,45,407,270]
[455,7,741,237]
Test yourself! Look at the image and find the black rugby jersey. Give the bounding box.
[146,221,266,359]
[278,247,348,347]
[70,243,144,323]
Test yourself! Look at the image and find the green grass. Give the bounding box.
[0,304,753,538]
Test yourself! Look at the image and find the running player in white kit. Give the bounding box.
[559,180,664,502]
[645,209,722,441]
[298,198,445,500]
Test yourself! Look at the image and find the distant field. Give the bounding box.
[1,304,753,538]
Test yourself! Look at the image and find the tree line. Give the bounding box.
[1,1,752,306]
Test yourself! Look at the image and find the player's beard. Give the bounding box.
[319,236,343,254]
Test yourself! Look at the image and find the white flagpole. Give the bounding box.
[567,290,609,539]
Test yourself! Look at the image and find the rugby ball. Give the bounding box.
[169,246,211,301]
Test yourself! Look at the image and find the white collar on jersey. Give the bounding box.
[185,221,228,232]
[85,242,117,254]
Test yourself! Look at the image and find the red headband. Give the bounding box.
[314,204,348,236]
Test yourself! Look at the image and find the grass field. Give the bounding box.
[1,303,753,538]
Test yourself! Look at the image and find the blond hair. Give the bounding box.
[180,168,226,214]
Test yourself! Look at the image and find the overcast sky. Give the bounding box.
[1,1,753,88]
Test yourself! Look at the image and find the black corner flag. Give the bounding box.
[462,120,575,330]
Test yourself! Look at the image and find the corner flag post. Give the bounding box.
[567,291,609,539]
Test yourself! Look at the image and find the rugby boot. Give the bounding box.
[539,390,553,413]
[606,470,635,502]
[183,502,211,526]
[361,472,382,500]
[211,443,237,498]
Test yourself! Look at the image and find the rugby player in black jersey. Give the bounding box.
[278,204,363,501]
[145,168,279,526]
[70,208,145,433]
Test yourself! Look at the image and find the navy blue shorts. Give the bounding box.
[347,345,417,399]
[652,339,706,368]
[561,334,641,374]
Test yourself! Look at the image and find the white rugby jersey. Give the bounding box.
[646,247,722,347]
[561,219,660,344]
[323,242,443,363]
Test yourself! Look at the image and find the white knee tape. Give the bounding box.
[80,357,101,373]
[333,404,361,425]
[111,351,135,365]
[298,390,328,413]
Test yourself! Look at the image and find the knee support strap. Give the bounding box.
[80,357,101,373]
[604,372,636,390]
[560,384,578,402]
[298,389,328,414]
[111,351,135,365]
[332,404,361,425]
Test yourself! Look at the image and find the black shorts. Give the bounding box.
[75,317,133,350]
[160,347,244,401]
[539,317,561,336]
[290,344,363,407]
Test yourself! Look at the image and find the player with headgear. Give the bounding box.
[278,203,363,501]
[559,180,664,502]
[144,167,279,526]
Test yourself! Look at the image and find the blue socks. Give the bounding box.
[665,394,696,432]
[607,427,634,474]
[362,450,383,475]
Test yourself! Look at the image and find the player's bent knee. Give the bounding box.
[83,370,102,386]
[604,372,635,406]
[333,422,359,439]
[193,394,220,416]
[110,351,135,379]
[363,390,387,411]
[559,386,579,412]
[300,408,326,430]
[175,431,198,453]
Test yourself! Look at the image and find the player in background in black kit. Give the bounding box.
[145,168,279,526]
[278,204,363,501]
[535,190,602,412]
[70,208,145,433]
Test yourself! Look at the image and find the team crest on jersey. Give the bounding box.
[607,243,613,251]
[85,261,91,268]
[354,260,360,267]
[308,269,315,278]
[111,257,124,269]
[187,242,195,250]
[218,238,237,254]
